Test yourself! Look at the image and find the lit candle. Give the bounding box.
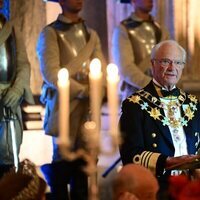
[107,63,119,141]
[57,68,70,146]
[89,58,102,135]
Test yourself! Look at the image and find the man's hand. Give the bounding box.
[2,87,22,107]
[165,155,200,169]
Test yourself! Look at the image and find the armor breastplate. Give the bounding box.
[0,16,17,84]
[51,20,90,83]
[122,18,161,65]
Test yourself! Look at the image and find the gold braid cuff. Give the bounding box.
[133,151,161,175]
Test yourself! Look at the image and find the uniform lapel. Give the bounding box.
[181,101,196,154]
[144,81,174,147]
[155,109,174,148]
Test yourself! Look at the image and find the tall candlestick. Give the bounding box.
[83,121,99,200]
[107,63,120,142]
[57,68,70,146]
[83,121,99,150]
[89,58,102,135]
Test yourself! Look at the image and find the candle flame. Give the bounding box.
[90,58,101,76]
[107,63,118,78]
[58,68,69,85]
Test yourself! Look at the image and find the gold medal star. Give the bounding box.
[149,107,161,120]
[128,95,141,104]
[188,94,198,104]
[185,107,194,120]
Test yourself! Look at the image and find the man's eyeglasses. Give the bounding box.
[152,58,185,68]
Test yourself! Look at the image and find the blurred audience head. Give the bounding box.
[112,164,159,200]
[0,159,47,200]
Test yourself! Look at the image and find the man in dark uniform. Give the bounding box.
[119,40,200,198]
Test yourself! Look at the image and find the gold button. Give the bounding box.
[195,142,198,147]
[153,143,157,148]
[195,132,199,137]
[152,133,156,138]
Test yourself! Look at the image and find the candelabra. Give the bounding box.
[57,59,120,200]
[57,120,99,200]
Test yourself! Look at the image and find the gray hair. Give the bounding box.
[151,40,186,62]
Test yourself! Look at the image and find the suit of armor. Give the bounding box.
[0,15,16,84]
[0,14,34,176]
[112,13,169,100]
[37,14,105,200]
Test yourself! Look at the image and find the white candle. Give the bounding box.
[89,58,102,135]
[57,68,70,146]
[107,63,119,140]
[83,121,99,149]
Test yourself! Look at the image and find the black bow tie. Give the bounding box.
[161,88,180,97]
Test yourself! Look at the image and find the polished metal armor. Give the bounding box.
[51,20,90,83]
[122,18,162,65]
[0,15,17,84]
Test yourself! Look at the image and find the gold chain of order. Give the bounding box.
[128,89,198,128]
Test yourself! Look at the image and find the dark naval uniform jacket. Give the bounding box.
[119,80,200,179]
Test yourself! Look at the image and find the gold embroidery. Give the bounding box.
[149,108,161,120]
[188,94,198,104]
[185,106,194,120]
[133,151,161,175]
[128,95,141,103]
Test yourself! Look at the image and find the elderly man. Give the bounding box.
[112,164,159,200]
[119,40,200,197]
[112,0,169,101]
[0,0,34,177]
[37,0,105,199]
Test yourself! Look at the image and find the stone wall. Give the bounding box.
[10,0,46,95]
[82,0,108,62]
